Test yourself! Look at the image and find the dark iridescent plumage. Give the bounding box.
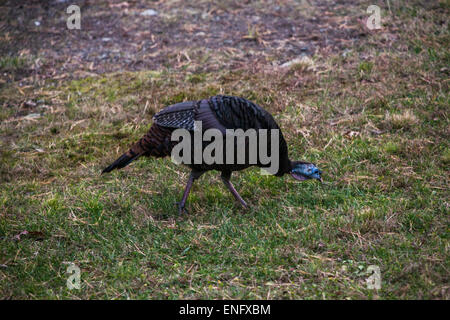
[153,101,199,131]
[102,95,322,214]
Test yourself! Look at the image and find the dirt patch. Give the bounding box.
[1,0,367,83]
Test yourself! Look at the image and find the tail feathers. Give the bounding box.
[102,152,139,174]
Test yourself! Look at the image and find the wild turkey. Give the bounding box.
[102,95,322,214]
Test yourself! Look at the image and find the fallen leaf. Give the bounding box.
[13,230,29,241]
[344,130,360,139]
[23,113,41,120]
[109,2,129,8]
[13,230,45,241]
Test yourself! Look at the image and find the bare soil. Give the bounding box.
[1,0,367,83]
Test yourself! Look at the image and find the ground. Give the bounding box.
[0,0,448,299]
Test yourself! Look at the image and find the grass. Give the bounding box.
[0,56,27,72]
[0,1,449,299]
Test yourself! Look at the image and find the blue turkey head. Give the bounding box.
[290,162,322,182]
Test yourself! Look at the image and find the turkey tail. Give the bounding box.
[101,123,174,174]
[102,151,139,174]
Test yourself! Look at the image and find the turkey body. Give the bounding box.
[103,95,297,213]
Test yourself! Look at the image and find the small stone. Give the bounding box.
[24,100,37,108]
[280,56,314,69]
[23,113,41,120]
[141,9,158,16]
[342,49,352,57]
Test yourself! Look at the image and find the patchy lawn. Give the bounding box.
[0,0,448,299]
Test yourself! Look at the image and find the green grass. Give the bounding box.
[0,56,27,72]
[0,1,448,299]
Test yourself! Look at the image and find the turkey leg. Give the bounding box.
[220,172,248,208]
[177,170,204,214]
